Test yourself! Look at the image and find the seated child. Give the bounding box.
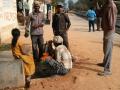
[11,28,35,88]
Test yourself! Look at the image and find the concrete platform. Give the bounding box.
[0,51,13,60]
[0,59,25,89]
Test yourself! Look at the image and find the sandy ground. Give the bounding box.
[26,13,120,90]
[4,13,120,90]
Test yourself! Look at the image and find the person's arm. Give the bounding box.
[56,48,62,63]
[19,41,31,55]
[25,13,31,37]
[96,2,100,10]
[86,10,89,17]
[94,11,96,19]
[18,40,25,55]
[38,12,45,27]
[52,14,56,34]
[64,13,71,30]
[107,7,115,30]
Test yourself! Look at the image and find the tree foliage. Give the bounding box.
[74,0,90,11]
[73,0,106,11]
[68,0,74,10]
[51,0,64,7]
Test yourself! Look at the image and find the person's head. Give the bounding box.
[33,1,41,12]
[27,0,29,2]
[90,7,94,10]
[55,2,64,13]
[11,28,20,47]
[12,28,20,38]
[105,0,113,4]
[53,36,63,47]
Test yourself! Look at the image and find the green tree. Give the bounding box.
[51,0,64,7]
[74,0,90,11]
[68,0,74,10]
[51,0,64,13]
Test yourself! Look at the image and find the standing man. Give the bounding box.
[95,2,102,31]
[86,7,96,32]
[17,0,24,13]
[52,2,71,49]
[25,1,45,62]
[98,0,117,76]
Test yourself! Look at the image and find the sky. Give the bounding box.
[72,0,78,3]
[65,0,78,3]
[64,0,78,8]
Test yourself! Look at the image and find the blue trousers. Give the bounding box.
[89,20,95,32]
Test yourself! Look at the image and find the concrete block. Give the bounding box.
[0,59,25,89]
[0,51,13,60]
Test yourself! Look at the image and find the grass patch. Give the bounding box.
[0,44,11,51]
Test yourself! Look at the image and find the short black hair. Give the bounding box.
[12,28,20,37]
[11,28,20,48]
[90,7,94,10]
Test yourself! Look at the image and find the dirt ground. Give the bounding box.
[16,13,120,90]
[23,14,120,90]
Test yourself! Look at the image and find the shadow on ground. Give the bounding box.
[73,58,101,73]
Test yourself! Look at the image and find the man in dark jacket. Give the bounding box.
[52,2,71,49]
[98,0,118,76]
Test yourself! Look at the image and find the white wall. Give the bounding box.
[0,0,18,43]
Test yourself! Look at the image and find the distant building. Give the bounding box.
[0,0,34,44]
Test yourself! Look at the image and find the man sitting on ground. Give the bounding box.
[41,36,72,75]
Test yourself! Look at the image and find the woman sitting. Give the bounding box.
[11,28,35,88]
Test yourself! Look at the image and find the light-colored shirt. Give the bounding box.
[24,1,30,10]
[56,45,72,69]
[18,1,23,10]
[26,11,45,35]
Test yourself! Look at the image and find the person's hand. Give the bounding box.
[32,25,38,29]
[32,24,44,29]
[46,56,52,61]
[24,29,29,38]
[38,24,44,27]
[66,28,69,31]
